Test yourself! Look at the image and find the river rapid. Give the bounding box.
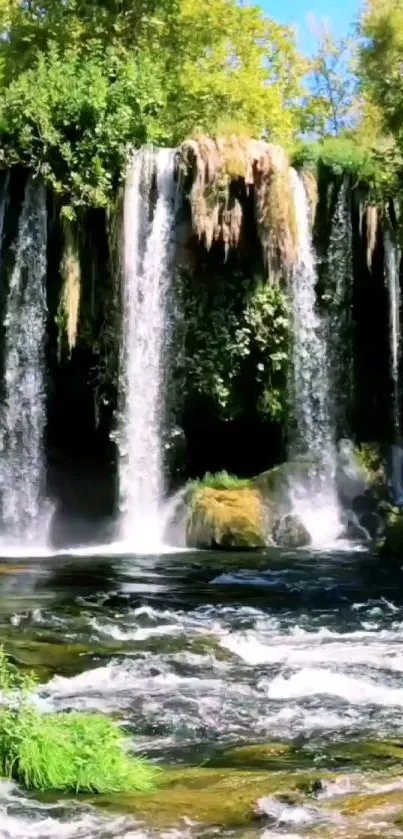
[1,547,403,838]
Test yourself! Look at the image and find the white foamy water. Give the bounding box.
[119,147,177,553]
[4,555,403,838]
[0,780,185,839]
[26,594,403,744]
[288,170,342,548]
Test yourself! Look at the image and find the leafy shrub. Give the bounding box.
[0,649,158,793]
[190,471,251,492]
[292,137,377,182]
[176,273,289,421]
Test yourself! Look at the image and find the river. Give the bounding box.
[1,546,403,837]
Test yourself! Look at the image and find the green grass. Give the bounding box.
[189,471,251,492]
[0,649,159,793]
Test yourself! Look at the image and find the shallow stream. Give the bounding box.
[1,547,403,838]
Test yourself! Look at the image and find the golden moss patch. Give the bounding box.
[186,486,266,549]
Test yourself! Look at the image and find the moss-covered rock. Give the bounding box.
[186,461,316,549]
[379,507,403,557]
[186,486,266,549]
[97,764,311,829]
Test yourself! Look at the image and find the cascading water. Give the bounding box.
[0,176,48,544]
[119,147,176,551]
[384,231,403,504]
[288,169,343,546]
[326,178,354,436]
[385,231,401,435]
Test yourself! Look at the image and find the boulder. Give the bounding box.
[272,514,311,548]
[186,486,266,550]
[379,507,403,557]
[253,458,316,510]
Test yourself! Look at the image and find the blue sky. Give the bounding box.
[259,0,360,51]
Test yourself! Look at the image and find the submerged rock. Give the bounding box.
[272,514,311,548]
[186,486,266,549]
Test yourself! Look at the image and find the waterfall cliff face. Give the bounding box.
[119,147,176,550]
[288,169,342,546]
[0,176,48,543]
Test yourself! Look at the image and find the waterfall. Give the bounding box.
[384,231,401,436]
[0,176,48,543]
[288,169,342,546]
[384,231,403,505]
[326,179,354,436]
[119,147,176,550]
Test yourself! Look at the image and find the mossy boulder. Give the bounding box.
[379,507,403,557]
[186,486,266,549]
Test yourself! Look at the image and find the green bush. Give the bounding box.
[292,137,377,182]
[0,649,158,793]
[190,471,251,492]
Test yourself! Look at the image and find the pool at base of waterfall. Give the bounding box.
[1,546,403,838]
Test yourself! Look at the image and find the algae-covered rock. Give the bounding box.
[272,514,311,548]
[186,486,266,549]
[379,507,403,557]
[98,764,311,829]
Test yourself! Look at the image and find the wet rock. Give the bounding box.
[272,514,311,548]
[97,764,311,829]
[186,486,266,549]
[379,507,403,557]
[253,459,316,510]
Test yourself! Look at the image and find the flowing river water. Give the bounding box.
[1,547,403,838]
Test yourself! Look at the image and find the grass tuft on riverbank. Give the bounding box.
[0,649,158,793]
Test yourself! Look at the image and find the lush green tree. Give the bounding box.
[360,0,403,142]
[302,18,358,136]
[159,0,305,144]
[0,0,306,210]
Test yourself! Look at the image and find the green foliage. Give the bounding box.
[0,44,165,210]
[189,471,251,493]
[0,0,306,210]
[176,272,289,422]
[291,135,395,195]
[0,649,158,793]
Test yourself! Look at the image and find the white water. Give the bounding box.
[120,148,176,552]
[326,179,354,435]
[385,231,401,435]
[0,176,49,545]
[288,170,342,546]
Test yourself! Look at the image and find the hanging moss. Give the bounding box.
[178,136,297,279]
[58,217,81,358]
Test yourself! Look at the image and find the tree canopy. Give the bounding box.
[0,0,306,210]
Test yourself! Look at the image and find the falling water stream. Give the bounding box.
[288,170,342,545]
[120,148,176,552]
[385,231,401,435]
[385,230,403,504]
[326,178,354,436]
[0,176,48,544]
